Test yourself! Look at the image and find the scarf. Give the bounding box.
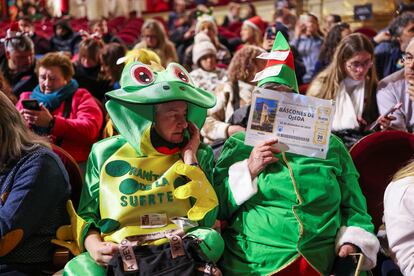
[332,78,365,131]
[31,79,78,111]
[150,124,186,155]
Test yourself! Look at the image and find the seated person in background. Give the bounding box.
[74,37,112,101]
[63,60,222,275]
[134,19,178,68]
[16,52,103,165]
[0,23,38,97]
[190,33,227,93]
[307,33,391,147]
[383,160,414,276]
[100,42,127,91]
[322,13,342,34]
[314,22,351,77]
[238,16,267,50]
[201,45,265,145]
[89,19,123,45]
[0,92,70,275]
[214,32,379,275]
[50,19,82,56]
[222,1,241,27]
[167,0,188,31]
[18,16,51,55]
[183,14,232,70]
[376,37,414,133]
[291,13,323,83]
[375,12,414,80]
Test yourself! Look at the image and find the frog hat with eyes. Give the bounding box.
[105,61,216,153]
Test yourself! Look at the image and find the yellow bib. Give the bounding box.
[99,129,191,243]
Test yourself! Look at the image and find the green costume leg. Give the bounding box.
[63,252,106,276]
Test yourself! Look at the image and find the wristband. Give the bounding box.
[189,162,199,167]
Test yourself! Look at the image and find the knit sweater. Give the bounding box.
[0,146,70,266]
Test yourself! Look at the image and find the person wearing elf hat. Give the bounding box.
[214,32,379,275]
[239,15,267,50]
[60,57,224,274]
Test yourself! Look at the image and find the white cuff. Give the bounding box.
[335,226,380,270]
[228,159,258,205]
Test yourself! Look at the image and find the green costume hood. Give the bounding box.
[105,62,216,154]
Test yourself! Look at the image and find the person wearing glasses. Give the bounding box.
[307,33,391,147]
[376,37,414,133]
[134,19,178,68]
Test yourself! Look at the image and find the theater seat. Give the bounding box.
[349,130,414,231]
[51,144,83,209]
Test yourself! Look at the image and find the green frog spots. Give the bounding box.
[104,160,183,208]
[105,160,131,177]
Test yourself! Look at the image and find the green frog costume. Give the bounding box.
[62,61,223,275]
[213,32,379,275]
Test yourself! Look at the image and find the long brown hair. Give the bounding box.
[311,33,377,99]
[309,33,377,119]
[0,92,49,168]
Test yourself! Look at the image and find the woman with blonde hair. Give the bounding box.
[0,92,70,274]
[383,160,414,275]
[134,19,178,67]
[307,33,391,146]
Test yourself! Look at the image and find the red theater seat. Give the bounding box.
[51,144,83,209]
[349,131,414,230]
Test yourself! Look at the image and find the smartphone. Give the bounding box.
[369,102,403,131]
[299,14,308,22]
[266,25,276,40]
[21,99,41,111]
[331,253,364,276]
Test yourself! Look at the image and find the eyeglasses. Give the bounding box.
[402,52,414,65]
[346,60,373,71]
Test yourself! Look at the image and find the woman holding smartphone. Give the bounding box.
[16,52,103,164]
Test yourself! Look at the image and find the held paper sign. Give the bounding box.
[245,87,335,159]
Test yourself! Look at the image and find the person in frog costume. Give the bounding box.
[62,57,223,274]
[214,32,380,275]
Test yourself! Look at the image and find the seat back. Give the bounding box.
[349,131,414,230]
[51,144,83,209]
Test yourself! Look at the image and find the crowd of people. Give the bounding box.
[0,1,414,275]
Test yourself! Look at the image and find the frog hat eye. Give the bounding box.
[168,63,193,85]
[130,64,155,86]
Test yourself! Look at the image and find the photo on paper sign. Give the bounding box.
[250,97,278,133]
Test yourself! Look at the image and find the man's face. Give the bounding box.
[7,50,34,72]
[154,101,188,144]
[399,22,414,51]
[403,42,414,82]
